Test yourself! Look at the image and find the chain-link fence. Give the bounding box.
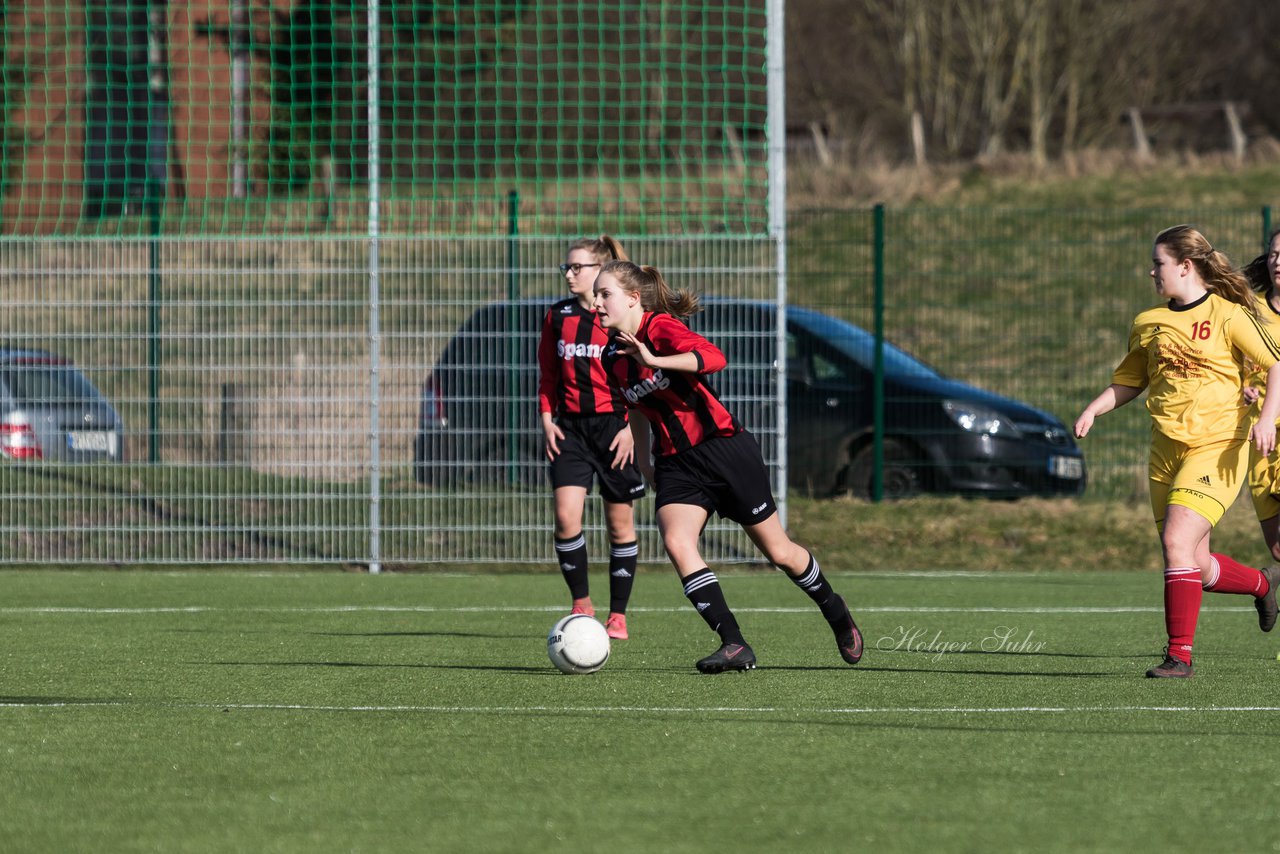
[5,5,1277,567]
[1,0,784,567]
[787,206,1276,503]
[1,233,778,566]
[5,208,1276,566]
[2,2,771,237]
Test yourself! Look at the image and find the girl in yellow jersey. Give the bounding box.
[1240,229,1280,567]
[1075,225,1280,678]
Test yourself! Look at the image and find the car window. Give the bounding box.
[1,365,103,406]
[812,352,849,384]
[785,332,812,383]
[793,309,939,380]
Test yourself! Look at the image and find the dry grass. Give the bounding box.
[787,488,1272,573]
[787,139,1280,208]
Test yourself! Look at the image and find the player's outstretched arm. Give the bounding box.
[1251,363,1280,454]
[1075,383,1142,439]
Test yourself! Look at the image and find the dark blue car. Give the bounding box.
[414,298,1086,499]
[692,300,1085,498]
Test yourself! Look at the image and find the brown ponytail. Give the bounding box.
[567,234,630,265]
[1155,224,1259,318]
[599,261,701,319]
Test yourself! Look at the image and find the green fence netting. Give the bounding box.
[1,1,770,237]
[788,206,1277,502]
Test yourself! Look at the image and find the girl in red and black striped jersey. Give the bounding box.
[593,260,864,673]
[538,236,646,640]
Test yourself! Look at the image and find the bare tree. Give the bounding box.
[959,0,1035,160]
[786,0,1280,167]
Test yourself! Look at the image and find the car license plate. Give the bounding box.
[1048,455,1083,479]
[67,431,116,454]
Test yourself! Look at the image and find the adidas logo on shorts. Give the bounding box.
[1197,475,1211,486]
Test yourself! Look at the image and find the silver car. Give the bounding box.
[0,348,126,462]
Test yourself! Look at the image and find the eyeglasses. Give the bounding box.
[559,263,600,275]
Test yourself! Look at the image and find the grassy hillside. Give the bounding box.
[789,146,1280,209]
[779,150,1280,572]
[7,152,1280,571]
[787,492,1270,573]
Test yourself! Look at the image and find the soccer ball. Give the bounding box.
[547,613,611,674]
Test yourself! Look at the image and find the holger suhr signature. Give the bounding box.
[875,625,1046,662]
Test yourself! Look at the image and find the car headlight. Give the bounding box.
[1038,424,1071,445]
[941,400,1020,436]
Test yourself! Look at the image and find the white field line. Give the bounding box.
[3,700,1280,715]
[5,570,1079,578]
[0,604,1253,614]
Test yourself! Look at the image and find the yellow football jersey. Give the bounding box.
[1244,291,1280,402]
[1112,291,1280,444]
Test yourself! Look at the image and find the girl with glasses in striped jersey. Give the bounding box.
[538,235,646,639]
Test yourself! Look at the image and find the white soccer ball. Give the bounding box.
[547,613,611,674]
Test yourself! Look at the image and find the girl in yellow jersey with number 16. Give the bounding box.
[1075,225,1280,679]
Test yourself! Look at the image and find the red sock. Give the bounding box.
[1163,566,1202,664]
[1207,553,1268,597]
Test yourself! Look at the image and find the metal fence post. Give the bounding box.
[366,0,382,574]
[507,190,521,484]
[767,0,788,527]
[872,203,886,502]
[1264,205,1273,250]
[147,205,162,463]
[146,2,164,464]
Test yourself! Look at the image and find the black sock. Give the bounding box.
[789,551,846,624]
[555,534,590,600]
[682,567,744,644]
[608,541,638,614]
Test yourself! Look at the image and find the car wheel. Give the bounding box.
[842,439,922,500]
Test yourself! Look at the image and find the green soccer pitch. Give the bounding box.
[3,569,1277,852]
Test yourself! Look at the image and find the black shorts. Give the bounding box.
[653,431,776,525]
[548,414,646,504]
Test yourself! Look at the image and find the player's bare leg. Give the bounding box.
[744,515,863,665]
[657,503,754,672]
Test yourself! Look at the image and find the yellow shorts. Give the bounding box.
[1149,432,1248,528]
[1249,442,1280,523]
